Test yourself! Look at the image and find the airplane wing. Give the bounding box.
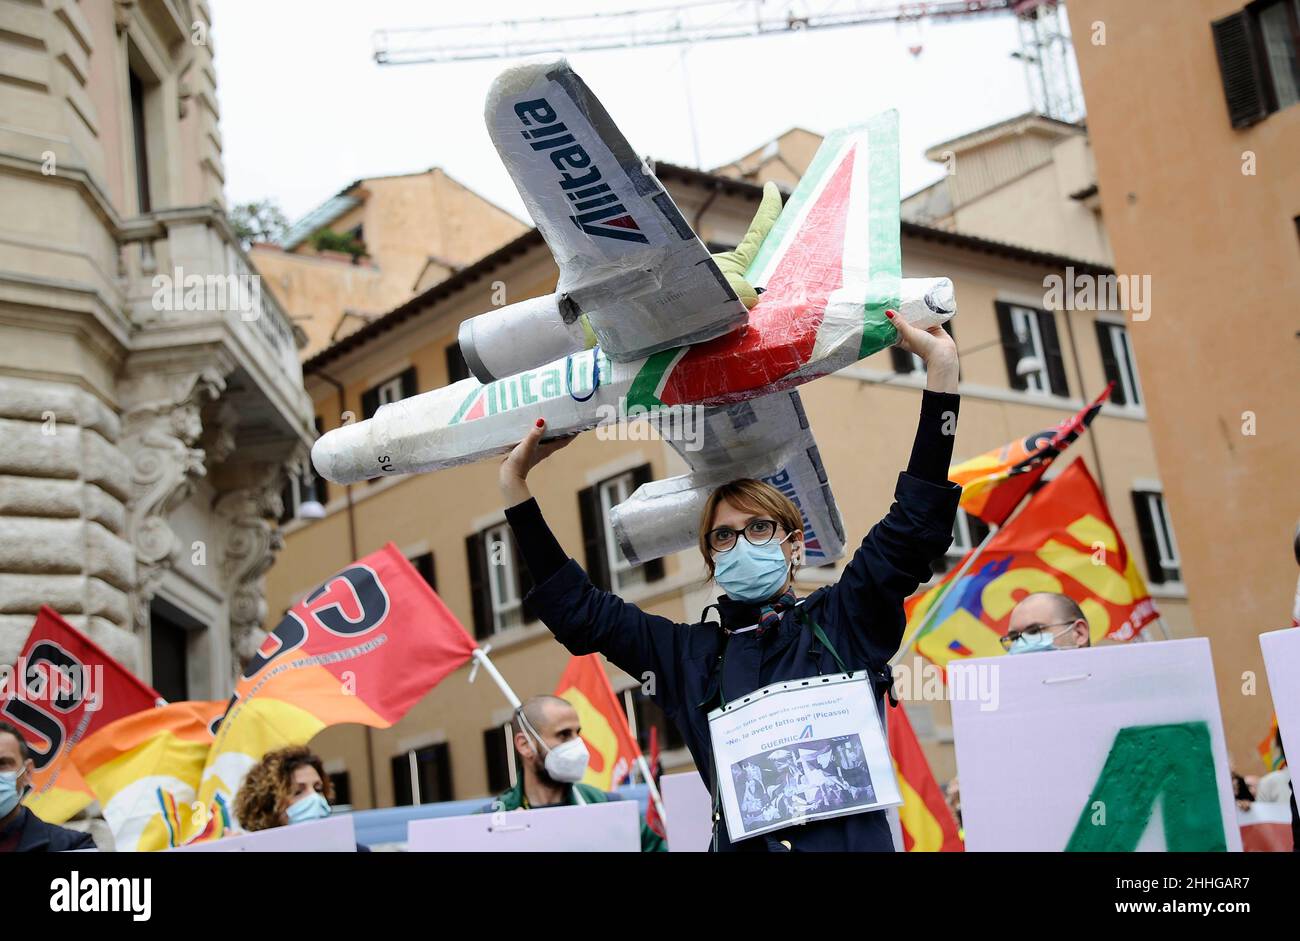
[313,102,954,488]
[485,58,748,361]
[609,389,848,567]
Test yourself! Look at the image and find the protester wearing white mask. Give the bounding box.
[1001,592,1092,655]
[0,720,96,853]
[482,695,665,852]
[233,745,370,851]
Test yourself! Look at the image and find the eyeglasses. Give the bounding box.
[999,620,1078,651]
[707,518,783,553]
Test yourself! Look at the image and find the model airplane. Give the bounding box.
[312,59,956,566]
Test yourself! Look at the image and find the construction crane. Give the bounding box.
[373,0,1082,122]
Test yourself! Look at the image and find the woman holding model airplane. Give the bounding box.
[497,306,960,852]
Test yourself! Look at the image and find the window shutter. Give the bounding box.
[400,366,418,401]
[889,346,915,374]
[390,754,414,807]
[465,532,492,639]
[1094,322,1127,406]
[577,484,611,591]
[1036,309,1070,397]
[446,343,470,384]
[310,416,329,505]
[994,302,1027,391]
[631,463,665,582]
[1212,12,1270,128]
[361,385,380,420]
[511,532,536,622]
[412,552,436,592]
[1130,492,1166,585]
[967,513,991,547]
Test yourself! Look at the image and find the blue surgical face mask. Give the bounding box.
[0,769,25,819]
[1008,630,1060,655]
[714,536,792,603]
[285,791,331,825]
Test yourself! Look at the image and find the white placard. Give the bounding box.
[169,815,357,852]
[950,638,1241,852]
[660,771,712,852]
[1259,626,1300,766]
[707,671,900,842]
[406,801,639,852]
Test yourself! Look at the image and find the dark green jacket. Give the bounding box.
[482,780,666,852]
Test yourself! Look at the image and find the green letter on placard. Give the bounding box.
[1066,722,1227,852]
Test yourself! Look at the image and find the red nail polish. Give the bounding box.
[535,418,545,428]
[886,310,896,319]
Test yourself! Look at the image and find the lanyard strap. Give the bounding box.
[796,608,851,676]
[708,607,851,850]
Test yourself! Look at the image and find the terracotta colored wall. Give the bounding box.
[1068,0,1300,769]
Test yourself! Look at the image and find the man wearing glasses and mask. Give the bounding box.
[1001,592,1092,655]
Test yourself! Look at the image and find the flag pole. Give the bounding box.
[473,647,669,828]
[469,646,521,709]
[890,525,999,667]
[634,752,669,831]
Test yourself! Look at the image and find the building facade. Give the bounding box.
[248,168,527,360]
[0,0,313,700]
[1067,0,1300,768]
[264,119,1191,809]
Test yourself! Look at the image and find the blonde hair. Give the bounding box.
[698,478,803,578]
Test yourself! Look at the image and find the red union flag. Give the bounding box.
[904,460,1159,669]
[1,606,161,822]
[188,544,478,843]
[554,654,643,791]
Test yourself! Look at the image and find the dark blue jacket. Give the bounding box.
[3,807,97,853]
[525,472,959,852]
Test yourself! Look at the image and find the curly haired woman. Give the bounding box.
[234,745,368,849]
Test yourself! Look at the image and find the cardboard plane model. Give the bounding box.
[312,59,957,566]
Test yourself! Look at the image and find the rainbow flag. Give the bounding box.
[904,460,1159,669]
[72,700,225,852]
[951,384,1111,526]
[1258,714,1286,772]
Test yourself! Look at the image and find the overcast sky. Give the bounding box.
[211,0,1051,226]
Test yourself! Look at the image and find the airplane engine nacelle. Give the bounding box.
[457,293,589,384]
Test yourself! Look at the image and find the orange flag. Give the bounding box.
[904,459,1159,669]
[951,384,1111,526]
[72,700,226,852]
[553,654,642,791]
[886,703,962,852]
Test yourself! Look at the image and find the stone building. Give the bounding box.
[0,0,313,701]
